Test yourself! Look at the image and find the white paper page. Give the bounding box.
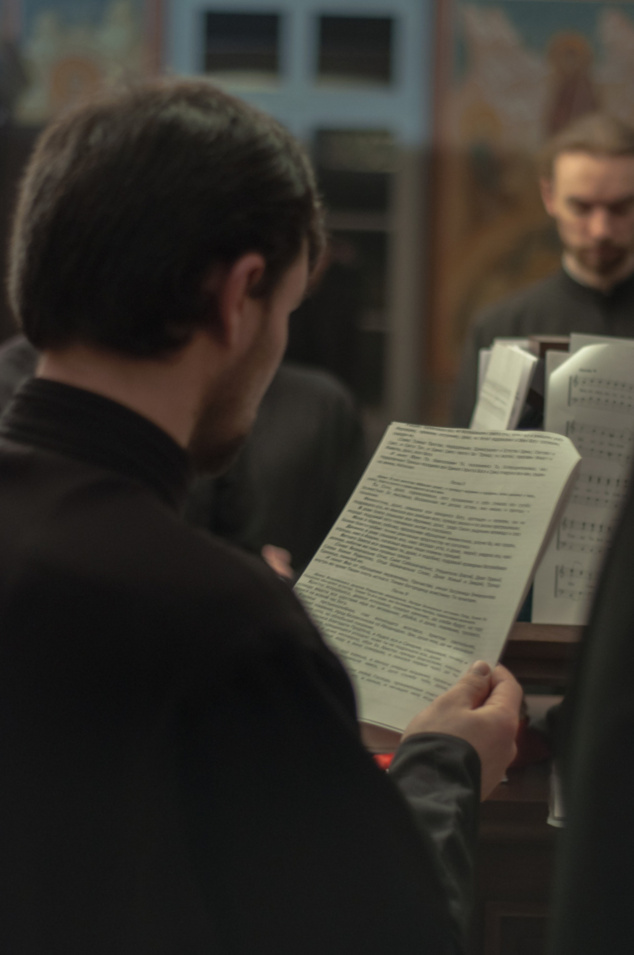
[543,351,569,422]
[508,353,539,430]
[470,343,537,430]
[476,348,491,398]
[295,423,580,731]
[475,338,530,398]
[569,332,634,354]
[533,343,634,625]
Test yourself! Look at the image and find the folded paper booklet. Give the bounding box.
[295,424,580,733]
[471,341,538,431]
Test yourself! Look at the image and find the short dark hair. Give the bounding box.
[8,79,325,356]
[537,112,634,179]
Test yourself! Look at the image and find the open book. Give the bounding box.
[295,424,580,733]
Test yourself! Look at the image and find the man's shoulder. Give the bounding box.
[252,361,365,461]
[472,270,570,343]
[265,362,358,418]
[2,453,327,658]
[103,507,345,687]
[74,479,293,605]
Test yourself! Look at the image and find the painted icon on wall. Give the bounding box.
[1,0,162,125]
[429,1,634,404]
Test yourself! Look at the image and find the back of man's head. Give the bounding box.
[7,79,324,357]
[537,111,634,179]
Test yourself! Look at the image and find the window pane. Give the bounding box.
[313,129,396,213]
[287,231,387,406]
[204,12,280,80]
[317,15,393,86]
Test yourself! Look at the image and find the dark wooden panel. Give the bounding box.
[484,902,549,955]
[472,762,556,955]
[501,622,582,688]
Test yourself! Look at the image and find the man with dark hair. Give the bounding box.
[0,79,520,954]
[453,112,634,426]
[8,81,324,357]
[0,334,367,575]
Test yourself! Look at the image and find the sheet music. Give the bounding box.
[533,343,634,624]
[569,331,634,355]
[470,342,537,430]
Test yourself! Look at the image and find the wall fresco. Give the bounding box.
[430,1,634,395]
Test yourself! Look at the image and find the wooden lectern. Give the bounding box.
[361,622,582,955]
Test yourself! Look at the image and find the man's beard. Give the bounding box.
[186,298,286,475]
[188,419,248,475]
[186,331,279,475]
[573,241,631,278]
[187,375,254,476]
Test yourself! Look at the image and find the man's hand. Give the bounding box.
[401,662,522,799]
[261,544,294,580]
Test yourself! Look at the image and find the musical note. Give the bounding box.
[568,471,629,509]
[554,563,598,600]
[565,420,634,465]
[567,374,634,413]
[557,515,615,554]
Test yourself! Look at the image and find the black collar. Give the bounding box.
[559,264,634,301]
[0,378,191,511]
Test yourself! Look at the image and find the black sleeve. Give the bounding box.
[177,605,480,955]
[390,734,481,953]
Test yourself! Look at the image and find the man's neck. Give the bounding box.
[562,251,634,292]
[37,338,215,448]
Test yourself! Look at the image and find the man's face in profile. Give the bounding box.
[188,249,309,474]
[541,151,634,288]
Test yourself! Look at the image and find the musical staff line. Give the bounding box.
[554,562,597,601]
[568,471,629,508]
[568,374,634,414]
[565,420,634,465]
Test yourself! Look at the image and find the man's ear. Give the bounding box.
[540,176,555,216]
[202,252,267,348]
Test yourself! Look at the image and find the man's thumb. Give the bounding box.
[456,660,492,708]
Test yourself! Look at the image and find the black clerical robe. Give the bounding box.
[453,268,634,427]
[0,379,480,954]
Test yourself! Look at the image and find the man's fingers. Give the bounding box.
[449,660,493,710]
[484,665,523,714]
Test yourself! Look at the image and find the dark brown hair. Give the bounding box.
[537,112,634,179]
[8,78,325,356]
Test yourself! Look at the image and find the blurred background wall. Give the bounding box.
[2,0,634,438]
